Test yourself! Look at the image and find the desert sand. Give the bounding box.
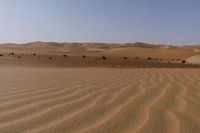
[0,42,200,133]
[0,42,200,68]
[0,67,200,133]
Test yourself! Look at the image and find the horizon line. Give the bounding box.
[0,41,200,46]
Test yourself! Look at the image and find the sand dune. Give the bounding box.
[0,42,200,133]
[0,42,200,68]
[0,42,198,59]
[187,55,200,64]
[0,67,200,133]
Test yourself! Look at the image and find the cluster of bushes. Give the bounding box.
[9,53,15,55]
[3,52,189,65]
[143,56,188,65]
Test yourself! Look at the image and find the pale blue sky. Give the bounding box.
[0,0,200,45]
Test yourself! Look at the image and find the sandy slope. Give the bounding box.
[0,42,198,59]
[0,67,200,133]
[187,55,200,64]
[0,42,200,68]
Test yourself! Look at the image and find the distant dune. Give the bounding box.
[0,42,200,68]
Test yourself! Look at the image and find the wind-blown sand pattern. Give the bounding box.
[0,67,200,133]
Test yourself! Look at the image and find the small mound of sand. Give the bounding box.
[187,55,200,64]
[164,45,170,49]
[193,48,200,52]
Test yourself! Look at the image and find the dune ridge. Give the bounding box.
[0,67,200,133]
[0,42,200,68]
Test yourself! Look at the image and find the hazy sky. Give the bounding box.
[0,0,200,44]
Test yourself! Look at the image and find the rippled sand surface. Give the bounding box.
[0,67,200,133]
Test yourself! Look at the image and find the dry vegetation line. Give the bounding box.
[0,68,200,133]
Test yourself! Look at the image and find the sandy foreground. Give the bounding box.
[0,67,200,133]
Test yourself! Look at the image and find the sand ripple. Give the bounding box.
[0,68,200,133]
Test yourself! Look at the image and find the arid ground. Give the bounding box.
[0,42,200,68]
[0,42,200,133]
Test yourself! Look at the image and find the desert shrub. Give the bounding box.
[123,57,128,60]
[182,60,186,64]
[101,56,107,60]
[11,53,14,55]
[18,56,21,59]
[0,54,3,57]
[63,55,67,57]
[135,57,139,59]
[82,55,86,58]
[49,57,52,60]
[33,53,36,56]
[148,57,152,60]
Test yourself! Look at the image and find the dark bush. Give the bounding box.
[18,56,21,59]
[101,56,107,60]
[33,53,36,56]
[135,57,139,59]
[0,54,3,57]
[63,55,67,57]
[49,57,52,60]
[82,55,86,58]
[123,57,128,60]
[182,60,186,64]
[148,57,152,60]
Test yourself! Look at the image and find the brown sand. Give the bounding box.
[0,42,200,68]
[187,55,200,64]
[0,42,200,133]
[0,67,200,133]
